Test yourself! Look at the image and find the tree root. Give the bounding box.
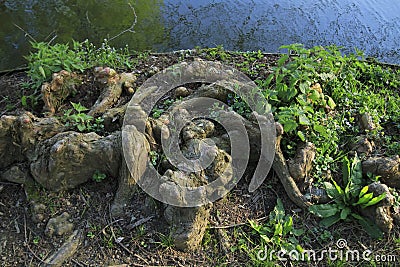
[272,135,312,209]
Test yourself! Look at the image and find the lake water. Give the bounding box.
[0,0,399,71]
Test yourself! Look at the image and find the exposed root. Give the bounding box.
[272,135,312,209]
[89,68,136,117]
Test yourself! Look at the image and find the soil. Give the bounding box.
[0,51,399,267]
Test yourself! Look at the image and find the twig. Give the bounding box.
[71,258,86,267]
[132,253,150,265]
[101,218,124,233]
[23,215,47,264]
[13,24,36,42]
[108,3,137,41]
[127,216,154,230]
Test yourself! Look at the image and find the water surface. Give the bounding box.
[0,0,399,71]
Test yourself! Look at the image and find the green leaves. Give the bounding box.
[25,40,133,91]
[308,154,386,238]
[62,102,104,133]
[309,203,340,218]
[249,198,304,253]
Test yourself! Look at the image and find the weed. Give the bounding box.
[198,45,231,61]
[253,43,400,181]
[247,198,304,263]
[24,39,134,91]
[149,151,159,166]
[156,232,174,249]
[61,102,104,133]
[249,198,304,252]
[151,98,175,119]
[227,93,251,117]
[32,236,40,245]
[92,170,106,182]
[309,154,386,238]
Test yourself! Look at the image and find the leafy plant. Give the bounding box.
[25,39,133,90]
[92,170,106,182]
[62,102,104,133]
[156,232,175,249]
[151,98,175,119]
[249,198,304,256]
[149,150,159,166]
[25,41,88,89]
[309,154,386,238]
[253,43,400,180]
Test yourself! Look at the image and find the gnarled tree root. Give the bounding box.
[273,135,312,209]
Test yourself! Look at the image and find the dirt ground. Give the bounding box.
[0,51,399,267]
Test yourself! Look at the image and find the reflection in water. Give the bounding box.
[0,0,399,70]
[0,0,165,70]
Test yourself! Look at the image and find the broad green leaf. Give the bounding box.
[274,222,283,236]
[348,154,363,198]
[21,96,27,107]
[313,124,327,137]
[77,124,86,132]
[299,82,309,94]
[264,74,274,87]
[351,214,383,239]
[324,181,341,200]
[274,198,285,221]
[71,102,89,112]
[277,54,289,67]
[327,96,336,109]
[309,203,339,218]
[283,216,293,235]
[248,219,259,230]
[260,234,271,243]
[299,114,310,125]
[353,192,373,206]
[283,120,298,133]
[308,90,320,102]
[342,156,351,186]
[320,213,341,228]
[359,185,369,198]
[340,207,351,220]
[292,228,305,236]
[331,179,344,197]
[362,193,386,208]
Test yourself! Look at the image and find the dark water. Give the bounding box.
[1,0,399,71]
